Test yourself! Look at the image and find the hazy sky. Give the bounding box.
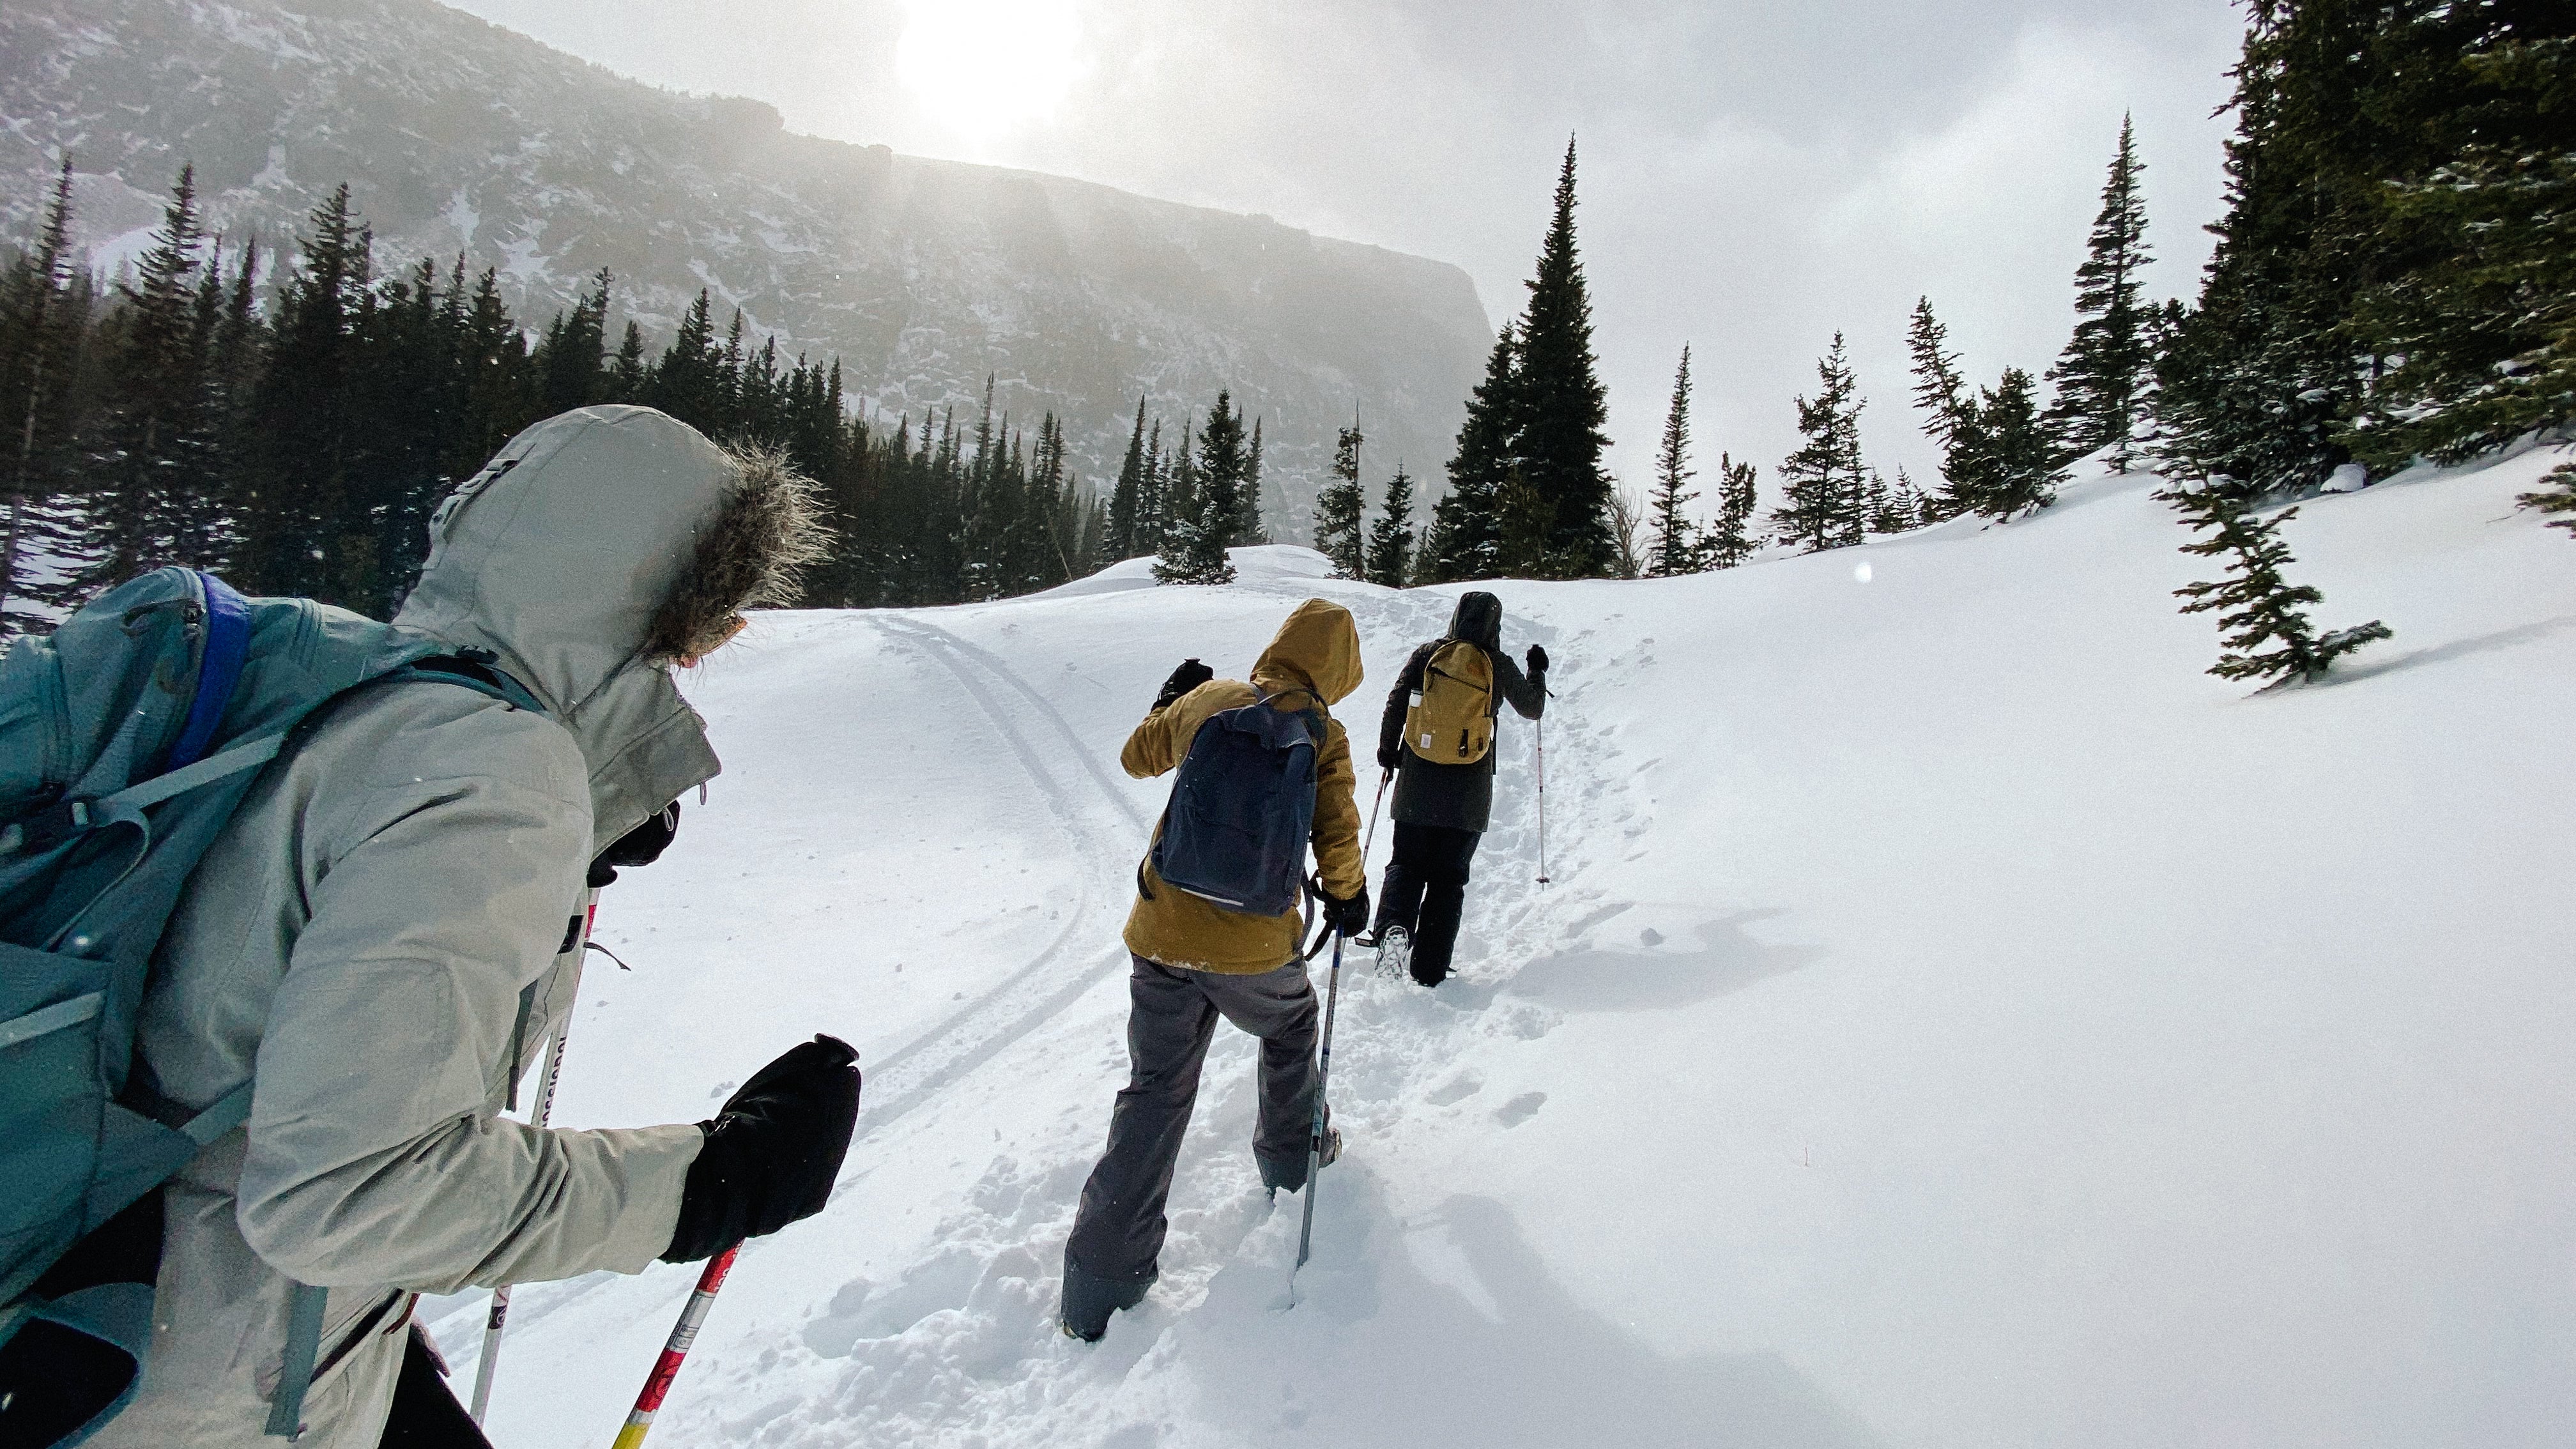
[446,0,2244,498]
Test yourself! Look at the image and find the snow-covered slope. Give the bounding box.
[0,0,1488,519]
[433,450,2574,1448]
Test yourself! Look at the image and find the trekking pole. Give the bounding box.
[609,1245,740,1449]
[1290,927,1348,1301]
[470,900,595,1423]
[1535,715,1552,885]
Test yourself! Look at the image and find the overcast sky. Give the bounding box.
[447,0,2244,500]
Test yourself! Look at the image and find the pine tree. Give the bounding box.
[85,165,218,588]
[1866,470,1920,535]
[1496,463,1555,577]
[1365,463,1416,587]
[1314,412,1368,578]
[1107,394,1147,559]
[2159,478,2390,686]
[1236,415,1268,546]
[607,320,648,401]
[2518,461,2576,537]
[534,268,612,417]
[1427,322,1517,583]
[1645,345,1703,576]
[1154,398,1240,585]
[2044,116,2156,471]
[1770,334,1869,552]
[1511,137,1617,576]
[1958,368,2065,520]
[1906,295,1970,443]
[1704,453,1759,569]
[238,183,376,603]
[1,158,94,633]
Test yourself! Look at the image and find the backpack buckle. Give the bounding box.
[7,797,94,855]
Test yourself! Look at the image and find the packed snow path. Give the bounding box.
[433,453,2575,1448]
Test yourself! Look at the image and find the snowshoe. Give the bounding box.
[1374,924,1412,981]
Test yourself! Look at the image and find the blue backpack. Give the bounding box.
[0,567,541,1445]
[1150,691,1325,918]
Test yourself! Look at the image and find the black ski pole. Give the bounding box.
[1535,714,1551,885]
[1291,923,1347,1301]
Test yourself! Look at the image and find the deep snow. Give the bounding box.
[432,448,2575,1448]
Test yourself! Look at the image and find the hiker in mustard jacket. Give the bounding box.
[1060,598,1367,1342]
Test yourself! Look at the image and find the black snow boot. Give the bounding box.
[1060,1256,1154,1343]
[1258,1123,1341,1195]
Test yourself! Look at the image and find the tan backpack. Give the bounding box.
[1404,640,1495,764]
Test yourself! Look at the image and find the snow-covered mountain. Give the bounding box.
[0,0,1490,525]
[424,448,2572,1446]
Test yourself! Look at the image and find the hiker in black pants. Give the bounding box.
[1370,591,1546,986]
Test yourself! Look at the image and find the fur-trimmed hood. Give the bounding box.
[395,405,827,843]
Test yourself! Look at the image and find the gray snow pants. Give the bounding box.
[1065,954,1320,1283]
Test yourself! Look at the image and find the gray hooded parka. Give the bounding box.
[97,407,776,1447]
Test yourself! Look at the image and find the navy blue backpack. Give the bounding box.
[1150,692,1324,917]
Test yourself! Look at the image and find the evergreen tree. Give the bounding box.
[1645,345,1703,576]
[1510,137,1617,575]
[1906,296,1970,443]
[238,183,376,602]
[2518,461,2576,537]
[1313,413,1368,578]
[1427,322,1517,583]
[1154,398,1240,585]
[1,158,94,634]
[1365,463,1416,588]
[534,267,611,417]
[1496,464,1555,577]
[2348,15,2576,469]
[1136,417,1167,551]
[1770,333,1869,552]
[1107,394,1147,559]
[607,320,649,401]
[2044,115,2156,471]
[1704,453,1759,569]
[1955,367,2065,520]
[2159,478,2390,685]
[84,165,221,588]
[1236,415,1268,546]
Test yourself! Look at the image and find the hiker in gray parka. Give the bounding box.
[25,408,858,1448]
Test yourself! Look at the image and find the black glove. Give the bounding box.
[663,1034,860,1263]
[1322,885,1370,938]
[1376,744,1400,773]
[1153,658,1215,711]
[1525,644,1549,676]
[588,801,681,887]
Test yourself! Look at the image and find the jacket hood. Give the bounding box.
[1448,590,1503,655]
[394,405,825,843]
[1250,597,1363,707]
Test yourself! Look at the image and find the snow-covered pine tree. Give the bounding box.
[2519,461,2576,537]
[1866,470,1919,534]
[1314,415,1368,578]
[1512,137,1617,576]
[2159,478,2389,686]
[1365,463,1416,587]
[1426,322,1518,583]
[2044,115,2156,472]
[1107,395,1147,560]
[1645,345,1702,576]
[1770,333,1869,552]
[1704,453,1759,568]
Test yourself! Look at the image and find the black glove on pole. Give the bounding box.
[1154,658,1215,710]
[663,1034,861,1263]
[1323,885,1371,938]
[1525,644,1549,677]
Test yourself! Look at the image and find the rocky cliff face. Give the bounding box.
[1,0,1489,530]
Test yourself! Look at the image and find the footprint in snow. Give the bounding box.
[1492,1091,1545,1127]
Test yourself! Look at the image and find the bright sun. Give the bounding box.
[896,0,1082,137]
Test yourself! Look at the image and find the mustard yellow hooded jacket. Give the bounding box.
[1121,599,1366,974]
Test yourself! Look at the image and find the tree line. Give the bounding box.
[0,164,1284,634]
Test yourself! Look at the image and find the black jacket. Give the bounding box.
[1377,592,1545,833]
